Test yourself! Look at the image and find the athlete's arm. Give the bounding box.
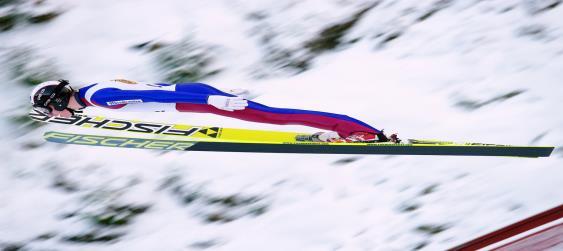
[91,88,209,105]
[90,88,248,111]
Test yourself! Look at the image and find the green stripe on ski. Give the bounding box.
[43,131,554,157]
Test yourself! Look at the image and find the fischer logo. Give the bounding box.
[28,111,218,138]
[44,132,196,151]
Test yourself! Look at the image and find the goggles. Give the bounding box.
[32,80,73,115]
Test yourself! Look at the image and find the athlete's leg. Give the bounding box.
[177,97,379,137]
[241,101,380,137]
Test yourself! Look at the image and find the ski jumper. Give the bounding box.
[78,81,380,137]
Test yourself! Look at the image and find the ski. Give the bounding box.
[29,110,302,143]
[42,131,554,157]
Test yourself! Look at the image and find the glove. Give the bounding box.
[207,95,248,111]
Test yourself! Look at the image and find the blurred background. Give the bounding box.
[1,0,562,250]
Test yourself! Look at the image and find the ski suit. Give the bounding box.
[77,80,380,137]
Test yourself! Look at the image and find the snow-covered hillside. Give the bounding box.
[1,0,562,250]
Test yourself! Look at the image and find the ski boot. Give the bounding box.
[296,131,342,142]
[296,131,401,143]
[344,130,401,143]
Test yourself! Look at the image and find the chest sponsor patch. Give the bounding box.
[107,99,143,105]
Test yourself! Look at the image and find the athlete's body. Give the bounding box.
[30,79,399,143]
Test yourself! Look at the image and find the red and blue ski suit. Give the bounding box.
[77,81,380,137]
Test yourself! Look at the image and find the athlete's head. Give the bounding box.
[30,80,80,117]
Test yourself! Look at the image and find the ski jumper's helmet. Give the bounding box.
[30,80,74,115]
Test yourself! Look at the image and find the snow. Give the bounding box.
[1,0,562,250]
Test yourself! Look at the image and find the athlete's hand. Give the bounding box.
[207,95,248,111]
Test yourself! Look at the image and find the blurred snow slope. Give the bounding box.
[1,0,562,250]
